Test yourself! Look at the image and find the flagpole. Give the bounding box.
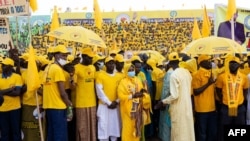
[28,2,44,141]
[35,91,45,141]
[230,18,235,41]
[15,16,18,49]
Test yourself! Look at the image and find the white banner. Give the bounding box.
[0,17,13,55]
[0,0,29,16]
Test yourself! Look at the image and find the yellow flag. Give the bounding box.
[30,0,38,12]
[50,6,60,31]
[192,18,202,40]
[201,5,211,37]
[226,0,236,20]
[93,0,103,29]
[27,45,40,92]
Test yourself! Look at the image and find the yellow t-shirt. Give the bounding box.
[63,70,70,90]
[21,70,43,105]
[192,68,216,112]
[0,73,23,111]
[151,67,164,100]
[116,72,125,81]
[42,64,66,109]
[216,72,248,105]
[95,71,123,104]
[74,64,96,108]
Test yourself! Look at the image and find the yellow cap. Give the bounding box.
[93,54,105,64]
[105,56,115,64]
[114,54,124,62]
[109,50,117,55]
[228,56,240,64]
[197,55,211,64]
[82,47,95,57]
[157,60,164,66]
[168,52,180,61]
[130,55,142,63]
[53,45,69,54]
[19,53,29,61]
[47,46,54,53]
[2,58,14,66]
[146,58,157,68]
[36,56,50,67]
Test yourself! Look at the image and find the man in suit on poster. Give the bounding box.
[217,11,246,45]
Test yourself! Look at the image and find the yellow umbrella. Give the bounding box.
[47,26,106,48]
[181,36,246,55]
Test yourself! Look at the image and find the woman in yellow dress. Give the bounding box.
[118,63,151,141]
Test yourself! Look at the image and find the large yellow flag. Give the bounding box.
[93,0,102,29]
[27,45,40,92]
[201,5,211,37]
[192,18,202,40]
[50,6,60,31]
[30,0,38,12]
[226,0,236,20]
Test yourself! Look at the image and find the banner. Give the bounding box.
[0,0,29,16]
[59,9,214,24]
[0,17,13,56]
[214,4,250,48]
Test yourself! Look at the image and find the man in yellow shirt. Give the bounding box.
[216,56,248,141]
[0,58,23,141]
[74,47,97,141]
[192,55,217,141]
[115,54,125,79]
[43,45,72,141]
[95,56,123,141]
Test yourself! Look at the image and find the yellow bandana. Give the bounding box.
[226,73,242,116]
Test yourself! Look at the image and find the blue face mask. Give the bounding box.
[127,71,135,77]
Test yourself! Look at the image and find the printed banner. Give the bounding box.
[214,4,250,48]
[59,9,214,24]
[0,17,13,56]
[0,0,29,16]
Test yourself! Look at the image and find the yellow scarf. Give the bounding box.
[226,73,242,116]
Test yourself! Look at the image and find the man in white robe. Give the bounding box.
[95,57,122,141]
[155,52,195,141]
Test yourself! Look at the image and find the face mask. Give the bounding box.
[58,58,67,66]
[127,71,135,77]
[147,69,152,73]
[79,57,83,63]
[98,62,104,69]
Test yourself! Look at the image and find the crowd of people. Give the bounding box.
[8,18,214,56]
[0,41,250,141]
[1,11,250,141]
